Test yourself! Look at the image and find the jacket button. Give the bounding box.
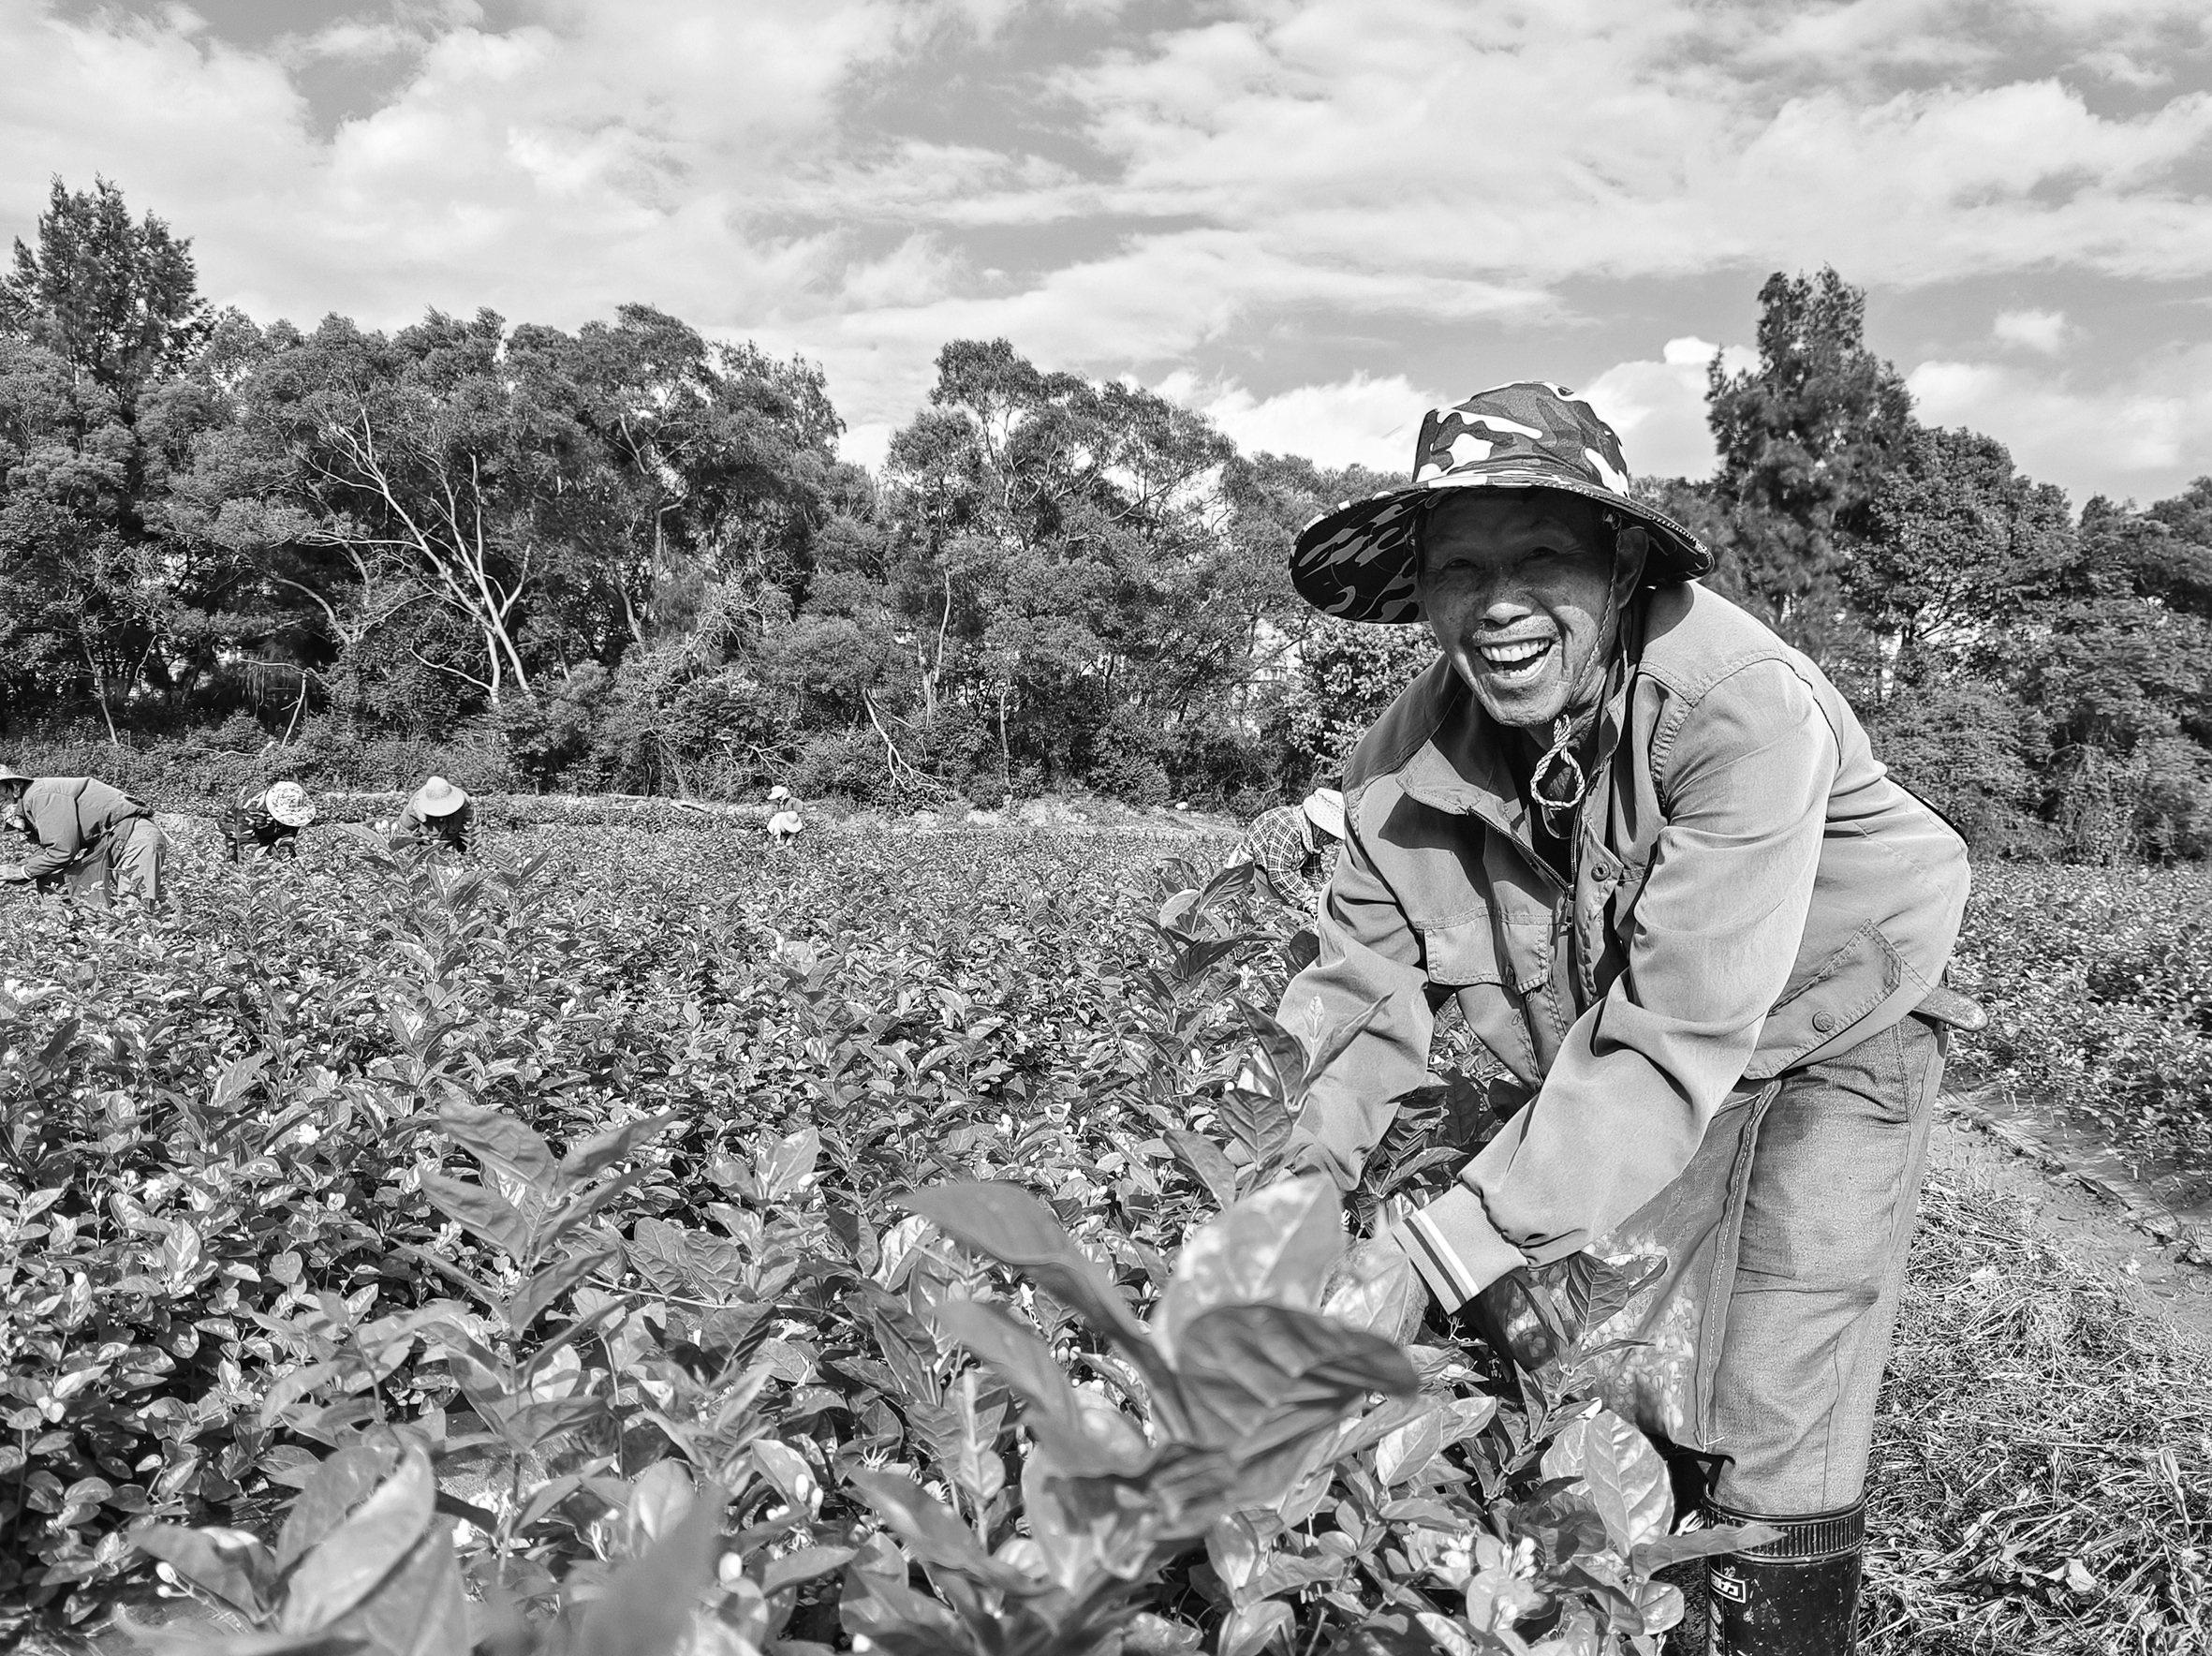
[1811,1010,1838,1034]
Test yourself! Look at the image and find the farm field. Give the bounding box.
[1,822,2208,1656]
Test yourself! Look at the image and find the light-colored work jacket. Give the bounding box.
[1280,582,1972,1306]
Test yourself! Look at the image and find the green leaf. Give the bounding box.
[579,1481,730,1656]
[1296,994,1390,1101]
[1319,1235,1423,1341]
[627,1461,698,1550]
[278,1444,436,1634]
[1219,1599,1294,1656]
[507,1244,616,1333]
[1217,1086,1295,1180]
[1165,1130,1239,1212]
[419,1171,531,1260]
[1541,1410,1673,1555]
[327,1523,470,1656]
[756,1126,821,1201]
[135,1524,274,1618]
[847,1471,1034,1594]
[557,1110,679,1187]
[1374,1407,1447,1488]
[759,1545,856,1595]
[934,1298,1148,1477]
[896,1182,1157,1358]
[1630,1521,1783,1575]
[275,1442,402,1571]
[437,1101,555,1190]
[1176,1304,1418,1451]
[1155,1175,1343,1365]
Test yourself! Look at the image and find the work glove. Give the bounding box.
[0,864,27,883]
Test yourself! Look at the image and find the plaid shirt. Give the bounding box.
[1244,804,1336,911]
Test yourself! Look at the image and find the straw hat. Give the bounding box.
[768,786,791,803]
[408,776,471,818]
[0,764,30,788]
[263,781,317,828]
[1302,788,1347,841]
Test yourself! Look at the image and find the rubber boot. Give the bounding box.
[1703,1499,1865,1655]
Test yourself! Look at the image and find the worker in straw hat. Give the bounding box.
[0,765,168,909]
[388,776,474,854]
[1276,383,1985,1654]
[220,779,317,862]
[765,786,804,847]
[1237,788,1346,914]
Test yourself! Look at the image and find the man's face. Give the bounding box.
[1416,493,1634,730]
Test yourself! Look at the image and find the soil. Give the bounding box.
[1927,1092,2212,1347]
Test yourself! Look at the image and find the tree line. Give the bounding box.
[3,178,2207,858]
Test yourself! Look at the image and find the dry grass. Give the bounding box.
[1865,1172,2212,1654]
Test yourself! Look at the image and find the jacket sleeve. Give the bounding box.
[1398,661,1840,1310]
[1279,804,1438,1191]
[17,784,84,880]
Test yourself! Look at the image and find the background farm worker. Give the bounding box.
[1278,383,1983,1655]
[0,765,168,909]
[1238,788,1345,913]
[219,779,317,861]
[389,776,474,853]
[766,786,804,846]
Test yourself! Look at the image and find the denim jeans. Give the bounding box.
[1475,1010,1949,1516]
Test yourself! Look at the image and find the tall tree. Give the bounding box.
[1851,425,2074,691]
[1704,268,1914,658]
[0,176,211,402]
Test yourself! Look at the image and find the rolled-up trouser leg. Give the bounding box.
[1703,1013,1946,1653]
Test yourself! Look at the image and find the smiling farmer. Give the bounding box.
[1279,383,1981,1654]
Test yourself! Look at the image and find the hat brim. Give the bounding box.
[269,804,317,828]
[1290,469,1713,625]
[413,792,469,818]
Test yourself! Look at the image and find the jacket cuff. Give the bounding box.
[1397,1184,1526,1311]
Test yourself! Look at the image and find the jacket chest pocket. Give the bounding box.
[1420,916,1509,989]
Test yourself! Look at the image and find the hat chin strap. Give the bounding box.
[1527,539,1642,836]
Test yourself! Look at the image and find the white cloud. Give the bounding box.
[1908,351,2212,499]
[1993,307,2072,353]
[3,0,2212,505]
[1155,370,1438,473]
[1581,339,1758,481]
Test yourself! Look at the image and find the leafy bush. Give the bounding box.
[0,823,1762,1653]
[1949,864,2212,1163]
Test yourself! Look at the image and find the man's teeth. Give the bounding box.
[1478,639,1551,668]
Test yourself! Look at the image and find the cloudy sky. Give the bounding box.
[6,0,2211,505]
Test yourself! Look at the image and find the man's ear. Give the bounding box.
[1613,525,1651,601]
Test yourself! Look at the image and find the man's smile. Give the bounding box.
[1474,633,1556,682]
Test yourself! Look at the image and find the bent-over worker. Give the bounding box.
[220,780,317,861]
[390,776,474,853]
[1239,788,1345,913]
[766,786,804,846]
[0,766,168,909]
[1278,383,1981,1655]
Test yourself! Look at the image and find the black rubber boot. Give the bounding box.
[1703,1499,1865,1655]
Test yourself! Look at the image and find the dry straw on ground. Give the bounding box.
[1865,1171,2212,1654]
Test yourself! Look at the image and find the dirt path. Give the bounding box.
[1927,1095,2212,1347]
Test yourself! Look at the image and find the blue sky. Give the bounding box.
[7,0,2212,506]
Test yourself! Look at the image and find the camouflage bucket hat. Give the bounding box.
[1289,381,1713,625]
